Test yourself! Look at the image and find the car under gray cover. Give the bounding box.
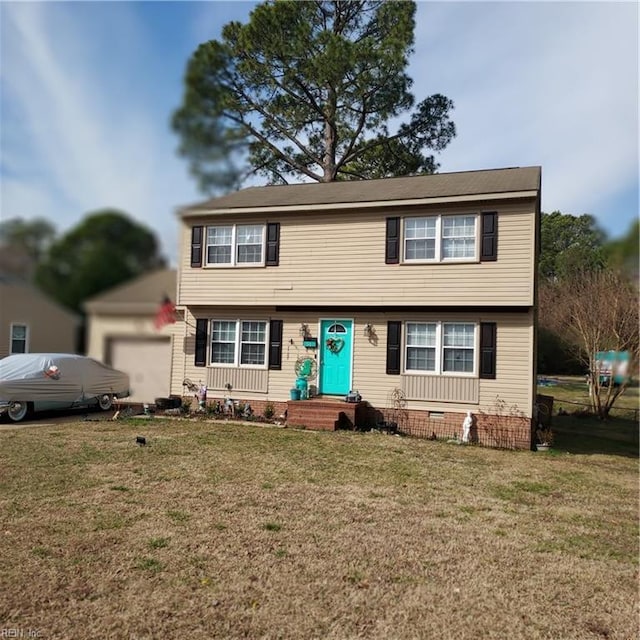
[0,353,130,422]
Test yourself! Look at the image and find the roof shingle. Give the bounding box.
[181,166,541,214]
[83,269,176,314]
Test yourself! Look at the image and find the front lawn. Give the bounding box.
[0,419,638,639]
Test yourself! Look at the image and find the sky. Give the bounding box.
[1,1,638,266]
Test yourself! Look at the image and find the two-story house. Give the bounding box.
[171,166,541,449]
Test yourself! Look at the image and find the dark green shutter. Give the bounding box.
[266,223,280,266]
[480,212,498,261]
[385,217,400,264]
[195,319,208,367]
[479,322,497,379]
[386,321,402,374]
[268,319,283,370]
[191,226,204,267]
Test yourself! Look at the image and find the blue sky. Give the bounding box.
[1,1,638,265]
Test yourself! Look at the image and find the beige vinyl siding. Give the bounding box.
[171,314,190,396]
[171,308,534,418]
[401,375,479,404]
[478,314,535,416]
[206,368,269,393]
[0,283,77,358]
[179,199,536,308]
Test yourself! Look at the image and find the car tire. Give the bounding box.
[98,394,113,411]
[7,401,31,422]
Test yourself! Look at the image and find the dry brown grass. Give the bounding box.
[0,418,638,639]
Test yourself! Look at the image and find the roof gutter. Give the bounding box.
[179,190,539,218]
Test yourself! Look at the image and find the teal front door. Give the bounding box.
[319,319,353,395]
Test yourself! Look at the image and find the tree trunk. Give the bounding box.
[322,86,338,182]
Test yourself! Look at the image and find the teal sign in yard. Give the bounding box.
[595,351,630,385]
[319,320,353,395]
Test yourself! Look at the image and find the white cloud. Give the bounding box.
[1,0,636,264]
[0,2,200,263]
[3,5,140,205]
[413,1,638,230]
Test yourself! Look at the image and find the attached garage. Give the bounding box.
[109,337,171,403]
[84,269,177,404]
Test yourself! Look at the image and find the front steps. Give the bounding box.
[286,398,369,431]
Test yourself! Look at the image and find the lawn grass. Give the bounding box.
[0,418,638,639]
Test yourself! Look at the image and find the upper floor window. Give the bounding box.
[405,322,477,375]
[205,224,265,267]
[404,215,477,263]
[10,324,28,354]
[210,320,267,367]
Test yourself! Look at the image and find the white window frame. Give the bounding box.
[10,323,29,354]
[209,319,268,368]
[441,322,477,374]
[204,224,266,267]
[403,321,478,377]
[210,320,237,365]
[405,322,438,373]
[403,214,479,263]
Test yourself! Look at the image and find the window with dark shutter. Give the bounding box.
[268,319,283,369]
[194,318,208,367]
[480,212,498,261]
[191,226,204,268]
[385,217,400,264]
[386,320,402,374]
[479,322,497,379]
[266,223,280,266]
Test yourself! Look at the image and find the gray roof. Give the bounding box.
[83,269,176,315]
[0,278,79,322]
[181,166,541,215]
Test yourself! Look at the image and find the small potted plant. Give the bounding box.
[535,425,553,451]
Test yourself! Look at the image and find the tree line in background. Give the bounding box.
[0,210,166,315]
[538,212,638,418]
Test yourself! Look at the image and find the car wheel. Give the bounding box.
[7,401,31,422]
[98,394,113,411]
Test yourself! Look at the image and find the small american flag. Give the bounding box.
[154,295,176,329]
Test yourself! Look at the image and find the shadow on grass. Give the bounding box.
[552,415,639,458]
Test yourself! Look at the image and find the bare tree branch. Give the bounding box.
[539,269,639,418]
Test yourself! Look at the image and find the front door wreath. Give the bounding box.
[326,337,345,354]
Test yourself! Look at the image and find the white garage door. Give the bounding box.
[110,338,171,403]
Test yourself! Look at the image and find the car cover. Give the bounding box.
[0,353,130,403]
